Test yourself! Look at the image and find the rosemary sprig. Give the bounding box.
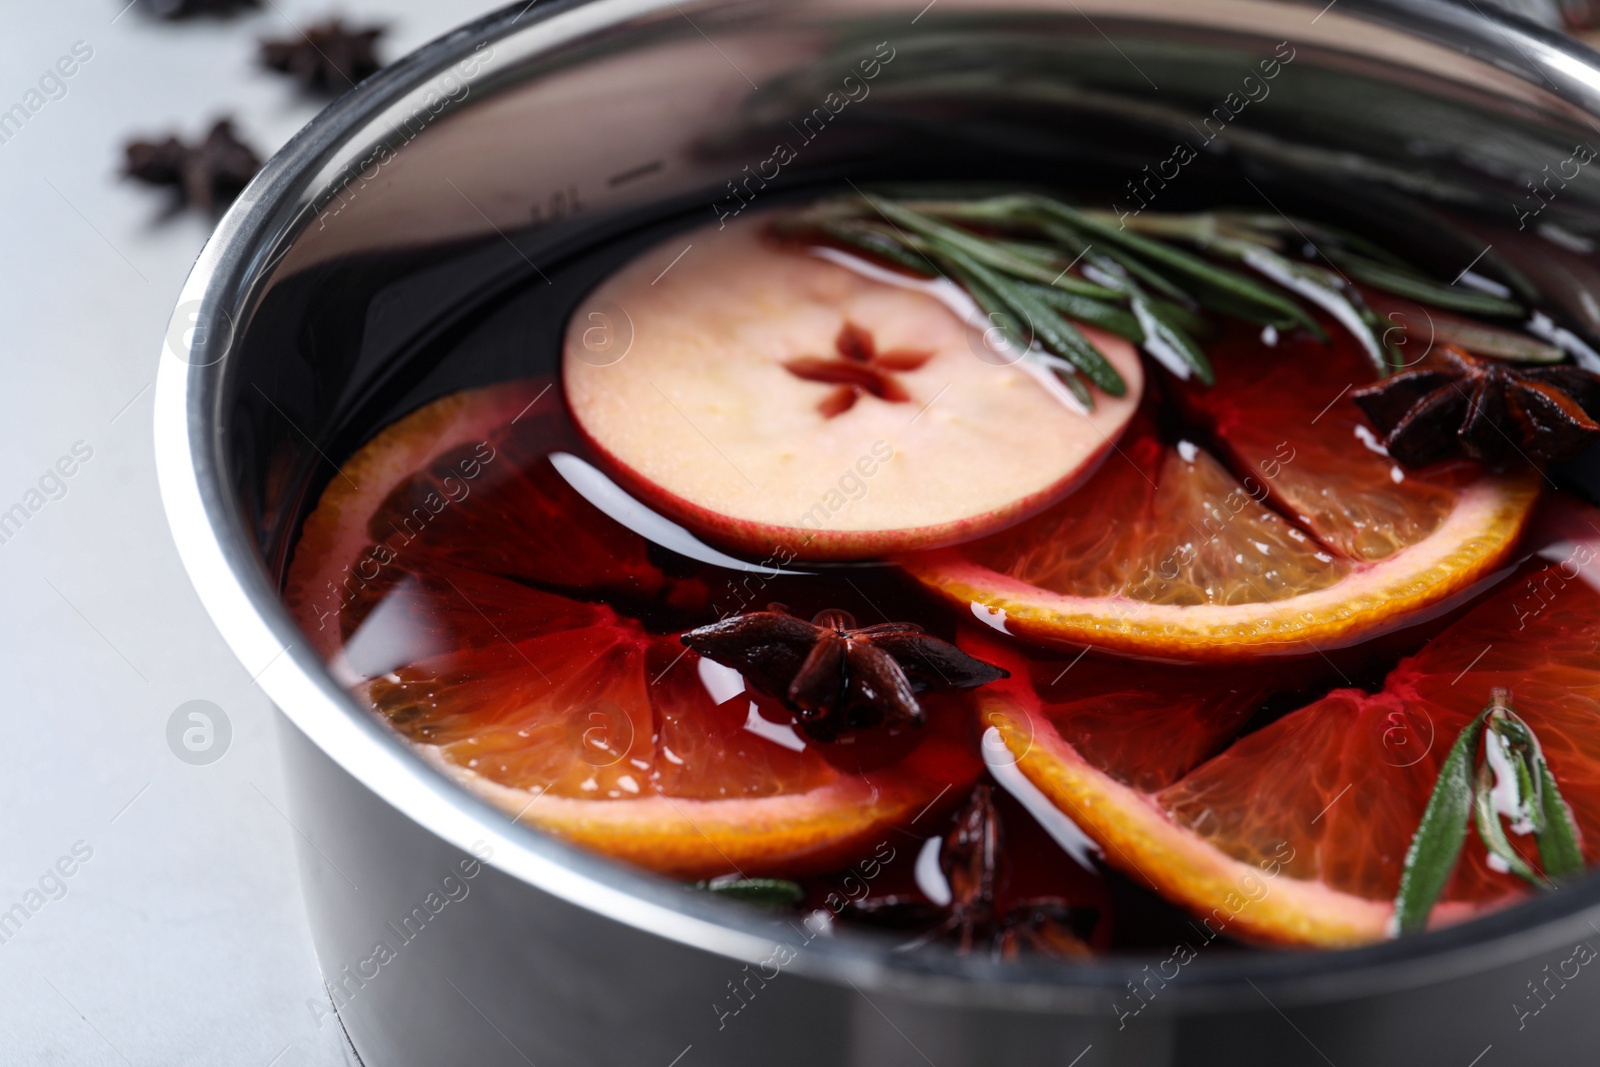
[781,190,1550,411]
[1028,197,1321,333]
[1037,218,1198,307]
[1393,690,1585,935]
[819,220,937,277]
[942,246,1127,396]
[1024,282,1142,343]
[1080,255,1214,384]
[1324,249,1522,318]
[1227,244,1394,375]
[1393,708,1486,935]
[852,198,1129,396]
[1537,758,1586,880]
[696,876,805,910]
[1473,760,1541,885]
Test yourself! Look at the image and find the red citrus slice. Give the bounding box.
[285,382,979,879]
[286,378,669,654]
[972,502,1600,945]
[1174,319,1485,561]
[562,211,1144,561]
[362,564,980,878]
[906,324,1541,659]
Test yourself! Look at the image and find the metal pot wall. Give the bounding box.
[156,0,1600,1062]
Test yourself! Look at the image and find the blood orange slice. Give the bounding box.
[972,504,1600,945]
[285,382,979,879]
[287,377,669,654]
[361,565,980,878]
[907,324,1541,659]
[562,212,1144,562]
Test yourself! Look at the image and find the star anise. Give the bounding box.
[138,0,259,18]
[123,119,261,212]
[1352,348,1600,469]
[845,785,1094,960]
[260,20,385,95]
[783,322,933,418]
[680,605,1005,742]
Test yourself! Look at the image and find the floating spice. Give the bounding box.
[846,785,1095,960]
[681,606,1006,742]
[1353,349,1600,468]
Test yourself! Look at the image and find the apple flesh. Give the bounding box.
[562,210,1144,562]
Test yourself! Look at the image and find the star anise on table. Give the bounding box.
[844,785,1095,960]
[783,322,933,418]
[139,0,259,18]
[260,20,385,95]
[680,605,1006,743]
[1352,348,1600,469]
[123,119,261,212]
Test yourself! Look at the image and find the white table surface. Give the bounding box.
[0,2,501,1063]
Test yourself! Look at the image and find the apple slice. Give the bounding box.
[562,211,1143,562]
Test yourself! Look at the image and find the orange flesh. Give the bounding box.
[1173,320,1476,561]
[285,381,979,879]
[906,322,1540,658]
[1163,546,1600,905]
[970,503,1600,943]
[960,415,1351,606]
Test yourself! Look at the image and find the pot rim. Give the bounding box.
[153,0,1600,1011]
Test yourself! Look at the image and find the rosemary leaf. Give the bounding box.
[897,195,1031,227]
[1040,221,1196,306]
[1473,761,1543,887]
[1047,276,1128,302]
[994,237,1128,296]
[697,877,805,909]
[1080,254,1214,384]
[1485,702,1583,883]
[993,240,1125,300]
[1394,709,1487,936]
[946,259,1052,377]
[1371,302,1564,364]
[1132,294,1215,385]
[945,248,1128,396]
[1044,360,1095,409]
[889,203,1121,298]
[1114,210,1269,249]
[1026,196,1319,332]
[990,238,1060,264]
[990,238,1075,273]
[1536,757,1585,883]
[821,221,939,277]
[1327,249,1523,317]
[1145,295,1209,338]
[874,200,1066,288]
[1507,724,1544,835]
[1483,706,1542,834]
[1211,212,1411,268]
[1360,303,1407,376]
[1126,208,1534,316]
[1021,283,1142,342]
[1236,246,1388,375]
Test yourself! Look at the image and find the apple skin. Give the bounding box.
[571,414,1124,563]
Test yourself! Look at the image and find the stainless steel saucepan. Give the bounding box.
[156,1,1600,1062]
